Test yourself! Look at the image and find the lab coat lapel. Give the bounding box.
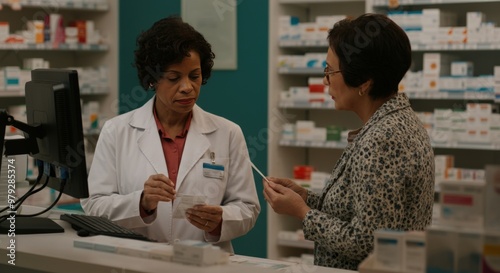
[138,126,169,176]
[132,98,169,176]
[176,105,213,190]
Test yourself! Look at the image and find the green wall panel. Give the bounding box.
[119,0,268,258]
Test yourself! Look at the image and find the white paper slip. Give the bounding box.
[172,194,207,219]
[250,161,272,184]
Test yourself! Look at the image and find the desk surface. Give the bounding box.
[0,209,357,273]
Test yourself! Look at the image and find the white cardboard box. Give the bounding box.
[439,180,485,229]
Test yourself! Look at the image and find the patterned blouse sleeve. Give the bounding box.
[306,190,321,210]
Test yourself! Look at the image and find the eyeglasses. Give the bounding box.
[324,67,341,85]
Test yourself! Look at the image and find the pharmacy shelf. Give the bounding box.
[279,100,335,109]
[372,0,499,7]
[0,86,109,97]
[279,40,329,48]
[269,0,367,261]
[0,0,109,11]
[0,43,108,51]
[432,142,500,151]
[279,139,348,149]
[405,91,496,101]
[79,86,110,95]
[278,67,324,75]
[411,43,500,51]
[280,139,500,151]
[434,179,482,192]
[279,42,500,53]
[277,239,315,250]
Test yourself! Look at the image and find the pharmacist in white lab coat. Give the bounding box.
[81,17,260,253]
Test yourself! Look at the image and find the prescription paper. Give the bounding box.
[172,194,207,219]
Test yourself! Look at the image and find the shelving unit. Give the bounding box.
[268,0,366,261]
[279,139,349,149]
[366,0,500,171]
[0,0,118,205]
[0,43,109,50]
[278,100,335,109]
[270,0,500,265]
[0,0,109,10]
[0,0,118,121]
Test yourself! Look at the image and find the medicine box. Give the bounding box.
[172,240,228,266]
[426,227,457,273]
[299,23,317,41]
[467,12,486,29]
[423,75,439,91]
[422,9,457,31]
[373,229,405,271]
[278,16,299,41]
[457,230,482,273]
[439,180,485,229]
[434,155,455,181]
[423,53,455,76]
[0,22,9,42]
[482,232,500,273]
[451,62,474,77]
[4,66,20,91]
[295,120,315,141]
[404,231,426,273]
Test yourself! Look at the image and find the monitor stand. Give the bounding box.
[1,111,62,234]
[0,216,64,234]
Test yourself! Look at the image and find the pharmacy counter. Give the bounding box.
[0,209,357,273]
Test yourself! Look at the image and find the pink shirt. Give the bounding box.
[153,107,192,186]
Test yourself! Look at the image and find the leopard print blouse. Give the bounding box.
[303,93,435,270]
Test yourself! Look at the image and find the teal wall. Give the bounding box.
[119,1,269,257]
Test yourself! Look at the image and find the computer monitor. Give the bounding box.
[24,68,89,199]
[0,68,89,234]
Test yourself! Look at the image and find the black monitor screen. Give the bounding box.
[25,69,88,198]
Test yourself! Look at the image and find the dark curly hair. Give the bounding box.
[328,14,411,100]
[134,16,215,91]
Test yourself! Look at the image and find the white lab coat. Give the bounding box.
[81,97,260,253]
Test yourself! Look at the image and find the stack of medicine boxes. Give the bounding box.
[372,165,500,273]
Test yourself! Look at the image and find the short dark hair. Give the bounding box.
[328,13,411,100]
[134,16,215,91]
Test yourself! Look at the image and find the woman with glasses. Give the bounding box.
[264,13,434,270]
[82,16,260,253]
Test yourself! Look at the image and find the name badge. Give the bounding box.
[203,163,225,179]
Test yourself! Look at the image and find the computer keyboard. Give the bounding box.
[60,214,154,242]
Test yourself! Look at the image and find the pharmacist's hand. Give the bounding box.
[186,205,223,234]
[141,174,176,211]
[267,177,308,202]
[263,181,310,220]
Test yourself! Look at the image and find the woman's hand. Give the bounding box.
[263,178,310,220]
[140,174,176,212]
[267,177,308,202]
[186,205,223,235]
